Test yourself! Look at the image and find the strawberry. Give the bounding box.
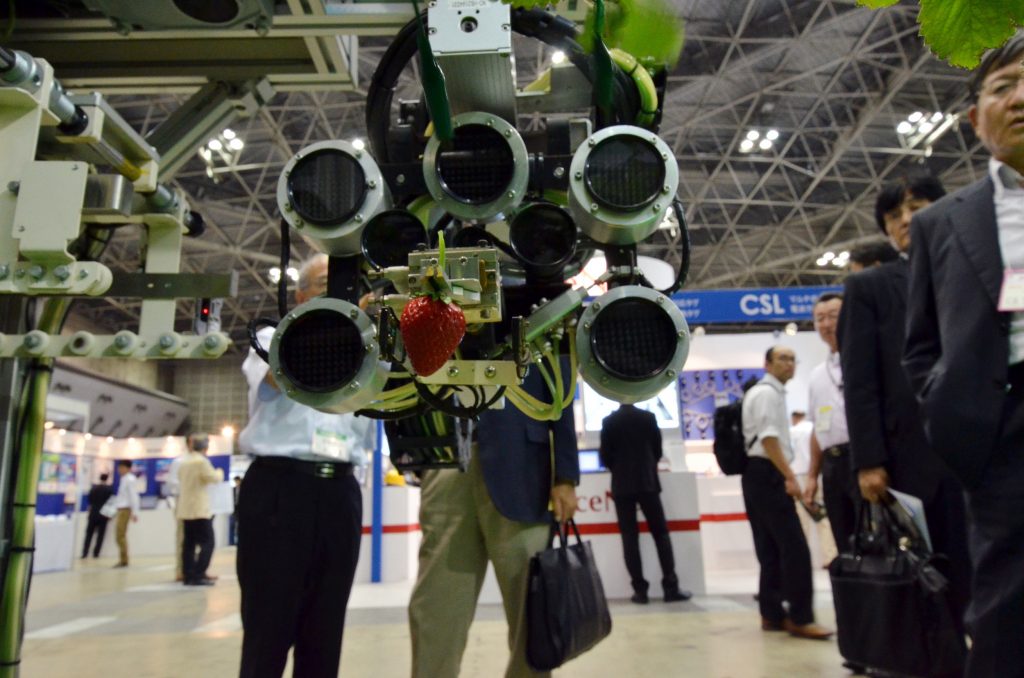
[400,295,466,376]
[399,232,466,376]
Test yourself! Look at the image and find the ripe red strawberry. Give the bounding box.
[400,295,466,376]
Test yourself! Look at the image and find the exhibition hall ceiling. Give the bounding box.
[6,0,988,348]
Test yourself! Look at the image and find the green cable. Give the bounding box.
[410,0,453,141]
[592,0,615,120]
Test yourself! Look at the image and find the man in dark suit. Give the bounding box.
[600,403,690,604]
[839,172,972,641]
[82,473,114,558]
[408,358,579,678]
[904,34,1024,677]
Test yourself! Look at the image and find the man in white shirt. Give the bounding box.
[741,346,830,640]
[803,293,857,555]
[904,33,1024,676]
[113,460,140,568]
[236,254,374,677]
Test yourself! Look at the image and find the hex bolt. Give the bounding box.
[355,214,364,223]
[485,366,497,379]
[348,380,361,391]
[447,366,459,377]
[24,334,42,349]
[53,265,70,281]
[159,334,175,349]
[504,129,512,137]
[349,309,360,319]
[574,171,583,180]
[28,265,44,280]
[114,334,131,349]
[368,180,377,189]
[203,335,220,350]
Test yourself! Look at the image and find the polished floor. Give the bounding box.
[23,549,854,678]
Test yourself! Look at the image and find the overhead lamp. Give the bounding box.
[228,138,244,151]
[223,128,236,140]
[268,266,298,283]
[895,111,957,151]
[784,322,798,336]
[269,297,389,413]
[766,129,779,141]
[758,138,772,150]
[278,139,391,256]
[740,128,778,153]
[423,112,528,222]
[208,138,223,151]
[551,50,566,65]
[739,139,754,153]
[351,138,365,151]
[44,421,54,429]
[221,425,235,439]
[567,124,678,245]
[576,285,690,403]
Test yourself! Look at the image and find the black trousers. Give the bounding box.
[237,459,362,678]
[182,518,215,583]
[82,514,108,558]
[920,474,971,640]
[613,491,679,594]
[741,457,815,626]
[821,447,858,555]
[964,385,1024,678]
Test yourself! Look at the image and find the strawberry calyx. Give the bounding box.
[418,231,453,304]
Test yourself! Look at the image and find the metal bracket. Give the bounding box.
[415,359,521,386]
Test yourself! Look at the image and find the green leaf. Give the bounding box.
[918,0,1024,69]
[857,0,901,8]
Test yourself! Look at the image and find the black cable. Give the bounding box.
[413,382,504,419]
[278,218,290,319]
[660,199,690,295]
[247,317,278,363]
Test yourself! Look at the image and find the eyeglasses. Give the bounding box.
[980,75,1024,100]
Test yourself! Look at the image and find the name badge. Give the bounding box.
[998,270,1024,312]
[311,428,352,462]
[815,406,833,434]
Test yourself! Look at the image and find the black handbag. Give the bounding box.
[829,501,966,677]
[526,519,613,671]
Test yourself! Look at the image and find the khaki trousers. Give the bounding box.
[115,509,131,565]
[409,452,551,678]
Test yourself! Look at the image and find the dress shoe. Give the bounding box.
[112,563,128,569]
[630,592,649,604]
[783,619,833,640]
[841,660,867,674]
[761,617,785,632]
[184,577,216,586]
[663,589,692,603]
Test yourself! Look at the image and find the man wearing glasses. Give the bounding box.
[904,34,1024,676]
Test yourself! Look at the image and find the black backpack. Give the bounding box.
[712,391,759,475]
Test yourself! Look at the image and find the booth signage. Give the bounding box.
[670,286,842,323]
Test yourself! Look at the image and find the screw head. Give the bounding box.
[54,265,70,281]
[24,334,41,349]
[114,334,131,348]
[0,265,8,279]
[349,309,360,319]
[485,366,497,378]
[28,265,44,279]
[574,171,582,180]
[355,214,364,223]
[590,203,599,213]
[553,166,565,179]
[592,302,601,311]
[588,139,596,147]
[368,180,377,189]
[78,269,88,280]
[159,334,175,349]
[507,190,516,199]
[348,380,361,391]
[203,335,220,349]
[447,366,459,377]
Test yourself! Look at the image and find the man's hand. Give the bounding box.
[858,466,890,503]
[550,483,577,523]
[802,476,818,506]
[131,514,139,523]
[784,476,802,499]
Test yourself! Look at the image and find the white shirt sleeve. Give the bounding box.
[747,387,781,441]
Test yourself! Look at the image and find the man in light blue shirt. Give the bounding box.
[236,253,372,678]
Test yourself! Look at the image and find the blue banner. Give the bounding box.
[670,286,841,324]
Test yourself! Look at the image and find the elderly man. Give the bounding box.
[177,433,223,586]
[904,34,1024,676]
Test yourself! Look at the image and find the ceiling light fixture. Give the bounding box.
[198,127,248,182]
[895,111,957,153]
[739,128,780,154]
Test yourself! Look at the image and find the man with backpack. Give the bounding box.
[741,346,831,640]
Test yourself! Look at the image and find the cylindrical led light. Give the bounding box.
[576,285,689,403]
[277,140,390,256]
[508,203,578,281]
[423,111,529,222]
[568,125,679,245]
[269,297,389,413]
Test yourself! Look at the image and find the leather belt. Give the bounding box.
[252,455,354,479]
[824,443,849,458]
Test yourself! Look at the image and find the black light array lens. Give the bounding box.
[436,124,514,205]
[584,137,666,211]
[288,149,367,226]
[280,310,364,392]
[590,298,677,381]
